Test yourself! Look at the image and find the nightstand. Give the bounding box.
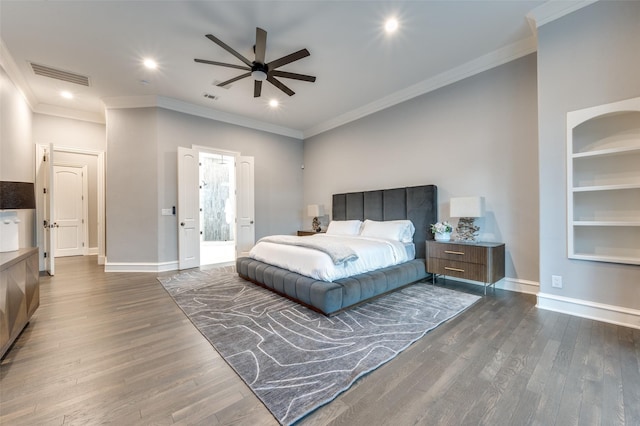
[426,240,505,295]
[297,230,324,236]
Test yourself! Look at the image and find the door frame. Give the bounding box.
[36,144,105,269]
[52,163,89,257]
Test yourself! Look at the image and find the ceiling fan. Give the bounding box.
[194,27,316,98]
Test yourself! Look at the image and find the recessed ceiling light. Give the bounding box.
[385,18,399,33]
[143,59,157,69]
[60,91,73,99]
[269,99,279,108]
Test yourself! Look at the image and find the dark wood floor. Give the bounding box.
[1,256,638,425]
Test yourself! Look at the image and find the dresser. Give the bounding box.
[1,247,40,358]
[426,240,505,295]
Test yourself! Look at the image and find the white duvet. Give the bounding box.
[248,234,411,282]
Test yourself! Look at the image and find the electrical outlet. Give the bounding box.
[551,275,563,289]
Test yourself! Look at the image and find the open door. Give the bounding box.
[44,145,56,275]
[178,147,200,269]
[236,156,255,257]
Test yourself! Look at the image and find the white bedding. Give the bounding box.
[248,234,412,282]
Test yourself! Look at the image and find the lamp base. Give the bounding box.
[455,217,479,242]
[311,217,321,233]
[0,211,20,252]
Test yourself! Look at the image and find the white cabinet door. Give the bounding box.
[178,147,200,269]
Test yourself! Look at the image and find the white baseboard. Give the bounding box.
[88,247,98,255]
[440,276,539,295]
[104,259,178,273]
[537,292,640,330]
[500,277,539,295]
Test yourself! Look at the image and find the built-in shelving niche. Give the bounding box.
[567,97,640,265]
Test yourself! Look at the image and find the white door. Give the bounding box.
[236,156,255,257]
[178,147,200,269]
[53,165,86,257]
[42,145,55,274]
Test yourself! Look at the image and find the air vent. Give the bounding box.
[30,62,90,86]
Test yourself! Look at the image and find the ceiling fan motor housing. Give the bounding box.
[251,63,268,81]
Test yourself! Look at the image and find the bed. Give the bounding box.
[236,185,437,315]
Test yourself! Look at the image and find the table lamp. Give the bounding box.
[450,196,484,242]
[307,204,324,232]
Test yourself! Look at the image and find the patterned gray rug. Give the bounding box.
[158,267,480,425]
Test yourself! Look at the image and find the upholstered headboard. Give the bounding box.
[332,185,437,259]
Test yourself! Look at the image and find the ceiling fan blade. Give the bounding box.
[194,59,250,71]
[254,27,267,64]
[267,48,310,70]
[217,72,251,87]
[254,80,262,98]
[271,70,316,82]
[267,75,295,96]
[205,34,253,67]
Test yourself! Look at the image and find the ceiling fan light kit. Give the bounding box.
[195,27,316,98]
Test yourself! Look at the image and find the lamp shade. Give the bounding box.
[450,196,484,218]
[0,181,36,210]
[307,204,324,217]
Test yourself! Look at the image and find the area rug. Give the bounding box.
[158,267,480,425]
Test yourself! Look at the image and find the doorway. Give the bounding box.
[36,144,106,274]
[178,146,254,270]
[199,151,236,266]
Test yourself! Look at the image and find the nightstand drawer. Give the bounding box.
[427,243,487,264]
[427,258,487,282]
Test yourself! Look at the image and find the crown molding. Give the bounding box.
[103,95,303,140]
[0,38,36,110]
[303,35,538,139]
[526,0,599,28]
[33,103,105,124]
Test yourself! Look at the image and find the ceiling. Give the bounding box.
[1,1,571,138]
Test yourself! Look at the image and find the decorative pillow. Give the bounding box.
[325,220,363,236]
[360,219,415,242]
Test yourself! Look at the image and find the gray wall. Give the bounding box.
[106,106,303,264]
[303,54,539,283]
[0,65,35,248]
[32,113,106,152]
[537,1,640,308]
[106,108,159,263]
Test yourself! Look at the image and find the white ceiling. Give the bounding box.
[1,1,578,138]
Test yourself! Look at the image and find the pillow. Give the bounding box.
[325,220,363,236]
[360,219,415,243]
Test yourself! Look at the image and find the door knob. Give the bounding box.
[180,222,185,226]
[250,220,254,224]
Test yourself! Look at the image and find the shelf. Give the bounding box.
[573,221,640,227]
[570,253,640,266]
[572,183,640,192]
[567,97,640,265]
[572,145,640,158]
